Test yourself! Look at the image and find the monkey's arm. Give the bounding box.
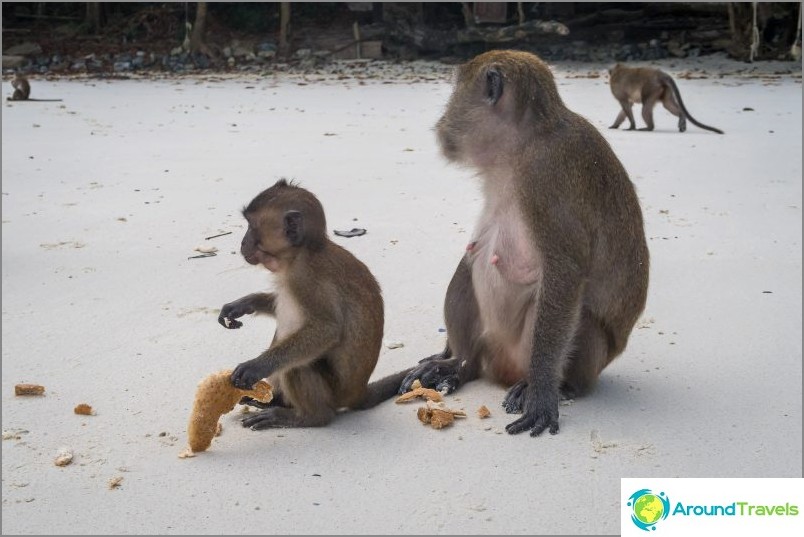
[218,292,277,329]
[505,258,584,437]
[230,319,340,389]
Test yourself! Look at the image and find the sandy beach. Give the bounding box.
[2,54,801,534]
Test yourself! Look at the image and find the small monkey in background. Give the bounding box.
[218,179,386,429]
[6,73,62,102]
[387,50,650,437]
[608,63,723,134]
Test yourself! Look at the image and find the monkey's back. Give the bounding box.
[523,111,650,354]
[309,241,384,407]
[610,65,668,103]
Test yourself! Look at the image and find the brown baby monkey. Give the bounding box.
[389,50,650,437]
[6,73,62,102]
[219,179,385,429]
[608,63,723,134]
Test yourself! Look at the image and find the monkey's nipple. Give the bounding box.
[490,254,500,266]
[466,241,477,252]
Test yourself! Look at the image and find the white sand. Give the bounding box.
[2,55,801,534]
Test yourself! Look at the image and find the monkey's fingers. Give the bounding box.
[241,409,291,430]
[230,361,265,391]
[218,314,242,329]
[502,380,527,414]
[504,409,560,437]
[399,359,459,394]
[238,396,272,409]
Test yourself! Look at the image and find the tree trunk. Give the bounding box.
[727,2,754,61]
[279,2,291,57]
[461,3,475,27]
[189,2,212,56]
[86,2,102,34]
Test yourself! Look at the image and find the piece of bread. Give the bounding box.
[15,384,45,396]
[186,369,272,453]
[416,401,467,430]
[395,386,443,403]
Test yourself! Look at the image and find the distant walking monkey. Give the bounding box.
[608,63,723,134]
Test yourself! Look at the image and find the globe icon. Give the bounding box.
[633,494,664,525]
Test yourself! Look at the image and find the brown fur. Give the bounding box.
[7,73,30,101]
[608,63,723,134]
[220,179,385,429]
[6,73,62,102]
[385,50,649,436]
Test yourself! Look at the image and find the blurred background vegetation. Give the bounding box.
[2,2,801,74]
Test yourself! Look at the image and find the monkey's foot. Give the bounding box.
[504,385,560,437]
[241,408,296,430]
[242,407,334,430]
[399,355,461,395]
[503,380,575,414]
[502,380,527,413]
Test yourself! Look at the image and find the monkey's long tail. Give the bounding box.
[355,366,418,410]
[664,76,724,134]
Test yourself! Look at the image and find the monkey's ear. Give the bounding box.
[283,210,304,247]
[485,68,503,105]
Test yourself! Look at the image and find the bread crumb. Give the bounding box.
[15,384,45,396]
[395,386,443,403]
[416,401,466,430]
[178,447,196,459]
[74,403,94,416]
[54,448,73,467]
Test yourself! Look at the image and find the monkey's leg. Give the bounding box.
[619,100,637,130]
[218,292,276,329]
[502,375,578,414]
[505,269,583,437]
[242,368,335,429]
[231,313,339,389]
[399,257,482,394]
[661,93,686,132]
[638,97,659,131]
[609,109,628,129]
[561,309,608,398]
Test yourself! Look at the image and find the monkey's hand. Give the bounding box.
[231,358,270,390]
[218,301,255,329]
[504,386,560,437]
[399,354,461,395]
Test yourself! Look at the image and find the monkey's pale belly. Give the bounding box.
[469,226,541,386]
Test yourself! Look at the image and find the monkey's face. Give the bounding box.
[436,69,502,165]
[240,208,303,273]
[436,51,563,170]
[240,180,327,272]
[435,53,536,170]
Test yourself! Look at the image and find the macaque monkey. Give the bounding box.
[6,73,62,102]
[608,63,723,134]
[385,50,649,437]
[218,179,385,429]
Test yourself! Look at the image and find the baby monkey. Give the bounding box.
[218,179,385,429]
[608,63,723,134]
[7,73,62,102]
